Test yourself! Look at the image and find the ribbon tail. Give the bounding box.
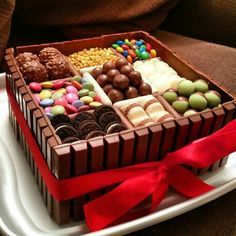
[169,165,214,198]
[84,170,168,231]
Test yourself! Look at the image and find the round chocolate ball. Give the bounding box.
[129,71,142,86]
[177,80,195,97]
[102,61,116,73]
[189,92,208,111]
[205,90,221,108]
[172,96,189,114]
[91,67,103,79]
[103,84,114,94]
[96,74,108,88]
[125,86,138,99]
[108,89,124,103]
[194,79,209,93]
[106,69,120,83]
[113,74,129,90]
[120,64,134,76]
[138,82,152,96]
[183,109,198,117]
[115,58,128,70]
[163,89,178,104]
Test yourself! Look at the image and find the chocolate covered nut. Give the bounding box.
[194,79,209,93]
[125,86,138,99]
[177,80,195,97]
[108,89,124,103]
[128,71,142,86]
[39,47,61,65]
[98,111,121,130]
[120,64,134,76]
[205,90,221,108]
[78,121,101,139]
[91,67,103,79]
[172,96,189,114]
[62,136,80,143]
[15,52,39,70]
[107,69,120,83]
[189,92,208,111]
[115,58,128,70]
[102,61,116,73]
[138,82,152,96]
[113,74,129,90]
[163,89,178,104]
[96,74,108,87]
[103,84,113,94]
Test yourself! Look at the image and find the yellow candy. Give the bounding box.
[89,101,102,108]
[41,81,53,89]
[116,46,124,53]
[80,96,93,104]
[150,49,157,57]
[39,90,52,100]
[56,88,66,94]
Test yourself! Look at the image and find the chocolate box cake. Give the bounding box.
[4,31,236,224]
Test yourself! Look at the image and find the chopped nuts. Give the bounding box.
[68,47,118,70]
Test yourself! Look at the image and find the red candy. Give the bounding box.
[29,82,41,92]
[64,81,72,86]
[66,104,78,114]
[78,105,91,112]
[54,97,68,107]
[93,95,101,102]
[145,43,152,52]
[53,80,65,89]
[127,50,136,59]
[121,44,130,50]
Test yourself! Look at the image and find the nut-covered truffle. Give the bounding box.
[15,52,39,70]
[113,74,129,90]
[108,89,124,103]
[39,47,62,65]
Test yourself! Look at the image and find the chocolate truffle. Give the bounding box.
[46,56,72,80]
[177,80,195,97]
[103,84,114,94]
[113,74,129,90]
[138,82,152,96]
[15,52,39,70]
[129,71,142,86]
[39,47,61,65]
[96,74,108,87]
[163,89,178,104]
[172,96,189,114]
[189,92,208,111]
[102,61,116,73]
[194,79,209,93]
[108,89,124,103]
[107,69,120,83]
[91,67,103,79]
[204,90,221,108]
[125,86,138,99]
[120,64,134,76]
[115,58,128,70]
[21,61,48,83]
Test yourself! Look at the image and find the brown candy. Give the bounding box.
[103,84,114,94]
[125,86,138,99]
[91,67,103,79]
[107,69,120,83]
[108,89,124,103]
[129,71,142,86]
[120,64,134,76]
[96,74,108,87]
[115,58,128,70]
[113,74,129,90]
[138,82,152,96]
[102,61,116,73]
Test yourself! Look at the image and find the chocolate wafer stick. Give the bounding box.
[186,114,202,143]
[174,117,189,150]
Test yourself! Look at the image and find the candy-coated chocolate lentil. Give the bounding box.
[40,98,54,107]
[46,113,54,120]
[150,49,157,57]
[112,43,119,49]
[29,82,41,92]
[80,77,89,84]
[66,85,78,94]
[39,90,52,100]
[53,80,64,89]
[56,88,66,94]
[89,101,103,108]
[44,106,52,113]
[78,88,89,97]
[146,43,152,52]
[66,104,78,114]
[128,50,136,58]
[93,96,101,102]
[136,41,143,47]
[78,105,90,112]
[140,51,150,60]
[65,92,78,104]
[127,55,133,63]
[135,49,141,57]
[72,76,81,83]
[130,39,136,45]
[64,81,72,86]
[33,94,40,104]
[131,45,138,50]
[54,97,68,107]
[140,45,147,51]
[72,99,84,109]
[123,50,129,57]
[139,39,145,44]
[51,91,63,100]
[80,96,93,104]
[41,81,53,89]
[88,91,96,98]
[116,46,124,53]
[124,39,130,44]
[51,105,65,116]
[121,44,130,50]
[83,82,94,91]
[116,40,124,46]
[72,80,83,90]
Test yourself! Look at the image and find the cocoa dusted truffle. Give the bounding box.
[108,89,124,103]
[39,47,61,65]
[91,67,103,79]
[120,64,134,76]
[15,52,39,70]
[96,74,108,87]
[115,58,128,70]
[107,69,120,83]
[138,82,152,95]
[129,71,142,86]
[113,74,129,90]
[102,61,116,73]
[46,57,72,80]
[21,61,48,83]
[125,86,138,99]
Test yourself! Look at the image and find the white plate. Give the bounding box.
[1,73,236,236]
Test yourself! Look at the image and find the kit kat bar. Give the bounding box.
[186,114,202,143]
[174,117,189,150]
[71,140,88,221]
[11,71,22,95]
[222,102,235,125]
[26,100,38,129]
[22,93,32,120]
[52,144,71,224]
[119,130,135,166]
[133,127,149,163]
[88,137,104,200]
[46,136,61,217]
[36,117,47,148]
[18,86,28,112]
[15,79,25,104]
[159,120,175,160]
[199,111,214,138]
[32,109,43,138]
[147,124,162,162]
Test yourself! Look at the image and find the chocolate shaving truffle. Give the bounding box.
[39,47,62,65]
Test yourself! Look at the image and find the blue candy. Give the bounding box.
[123,50,129,57]
[40,98,54,107]
[136,41,143,47]
[116,40,124,46]
[72,100,84,109]
[80,77,89,84]
[45,112,54,120]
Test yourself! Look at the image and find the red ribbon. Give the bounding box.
[6,78,236,231]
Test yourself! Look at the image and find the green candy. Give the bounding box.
[205,90,221,108]
[83,82,94,91]
[51,92,63,100]
[140,45,147,51]
[194,79,209,93]
[135,49,141,57]
[189,93,207,111]
[172,97,189,114]
[72,76,82,83]
[78,88,89,97]
[112,44,119,49]
[163,89,178,104]
[177,80,195,97]
[51,105,65,116]
[140,51,150,60]
[89,91,96,98]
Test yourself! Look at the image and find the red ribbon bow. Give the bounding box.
[6,79,236,232]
